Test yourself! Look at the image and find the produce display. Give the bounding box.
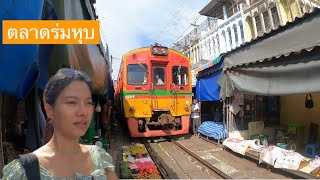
[123,144,148,157]
[120,144,161,179]
[120,161,133,179]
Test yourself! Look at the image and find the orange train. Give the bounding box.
[115,44,192,137]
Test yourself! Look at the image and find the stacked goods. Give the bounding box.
[120,144,161,179]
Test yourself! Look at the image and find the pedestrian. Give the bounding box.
[191,99,200,136]
[2,68,118,180]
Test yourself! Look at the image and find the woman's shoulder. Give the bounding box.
[85,145,115,172]
[2,159,27,180]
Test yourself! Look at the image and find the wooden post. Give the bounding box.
[0,93,4,178]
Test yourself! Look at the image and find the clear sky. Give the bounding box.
[95,0,210,80]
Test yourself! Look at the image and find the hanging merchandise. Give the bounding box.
[305,94,314,108]
[95,99,101,112]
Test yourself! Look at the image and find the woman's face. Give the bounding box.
[46,80,94,138]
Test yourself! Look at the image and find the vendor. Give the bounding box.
[191,99,200,136]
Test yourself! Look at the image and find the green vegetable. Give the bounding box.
[120,161,132,179]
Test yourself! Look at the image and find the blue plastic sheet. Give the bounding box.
[196,70,223,101]
[38,0,58,91]
[197,121,227,140]
[0,0,44,99]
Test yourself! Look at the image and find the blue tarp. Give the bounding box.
[0,0,44,99]
[197,121,227,140]
[196,60,224,101]
[38,0,58,91]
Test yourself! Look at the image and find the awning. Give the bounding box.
[50,0,109,95]
[224,8,320,69]
[0,0,44,99]
[196,59,224,101]
[219,47,320,98]
[219,8,320,98]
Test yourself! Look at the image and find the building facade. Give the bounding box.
[241,0,320,41]
[173,0,250,87]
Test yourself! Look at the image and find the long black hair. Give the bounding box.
[43,68,93,142]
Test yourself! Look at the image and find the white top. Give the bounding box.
[156,78,164,85]
[191,103,200,118]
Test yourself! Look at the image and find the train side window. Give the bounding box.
[127,64,148,85]
[172,66,188,86]
[153,67,165,86]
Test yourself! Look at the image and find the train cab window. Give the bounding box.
[153,67,165,86]
[127,64,148,85]
[172,66,188,86]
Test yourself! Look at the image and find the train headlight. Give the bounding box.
[151,46,168,56]
[129,106,135,113]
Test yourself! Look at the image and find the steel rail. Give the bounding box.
[171,140,232,179]
[142,139,171,179]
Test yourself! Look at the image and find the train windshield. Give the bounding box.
[172,66,188,85]
[127,64,148,85]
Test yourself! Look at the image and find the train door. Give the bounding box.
[151,64,169,110]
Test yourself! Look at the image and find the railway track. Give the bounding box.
[143,138,232,179]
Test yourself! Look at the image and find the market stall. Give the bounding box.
[195,57,227,143]
[218,8,320,178]
[120,144,161,179]
[223,138,320,178]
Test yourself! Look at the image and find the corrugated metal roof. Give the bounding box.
[224,7,320,69]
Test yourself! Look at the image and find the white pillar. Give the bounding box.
[275,1,284,26]
[268,8,275,30]
[236,22,242,46]
[196,45,199,63]
[225,29,231,51]
[260,13,266,33]
[193,47,197,63]
[197,45,201,61]
[192,47,196,64]
[209,37,213,58]
[295,0,302,17]
[208,39,211,57]
[219,32,226,53]
[251,13,258,38]
[212,38,216,57]
[231,26,236,49]
[223,6,228,20]
[216,34,220,55]
[201,42,205,59]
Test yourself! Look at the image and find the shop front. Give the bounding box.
[195,56,227,143]
[218,8,320,178]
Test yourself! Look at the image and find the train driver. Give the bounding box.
[155,74,164,85]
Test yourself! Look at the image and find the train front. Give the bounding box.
[123,45,192,137]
